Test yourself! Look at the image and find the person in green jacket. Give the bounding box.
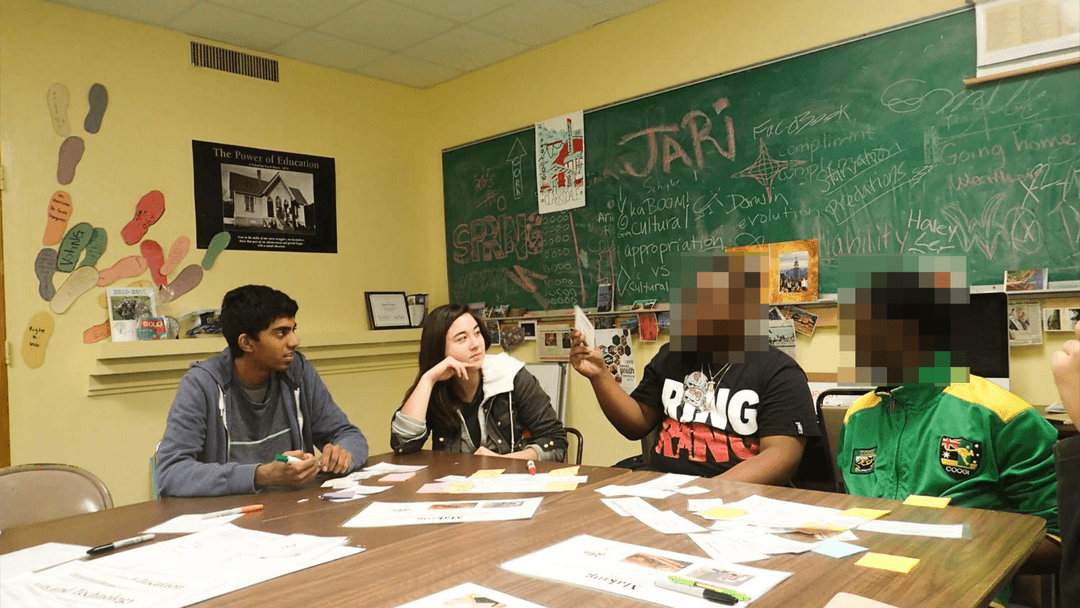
[835,255,1060,608]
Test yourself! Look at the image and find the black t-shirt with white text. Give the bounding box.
[630,345,818,477]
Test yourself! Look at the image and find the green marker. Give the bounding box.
[668,575,751,602]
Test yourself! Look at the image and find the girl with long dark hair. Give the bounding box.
[390,304,567,461]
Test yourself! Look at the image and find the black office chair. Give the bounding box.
[563,427,584,466]
[811,388,868,494]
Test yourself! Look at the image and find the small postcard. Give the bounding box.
[107,287,157,342]
[638,312,658,342]
[1004,268,1048,291]
[537,324,572,361]
[787,306,818,336]
[631,298,656,310]
[574,305,595,349]
[768,320,797,360]
[1008,301,1043,346]
[597,282,613,313]
[769,306,786,321]
[520,320,537,340]
[1044,307,1080,332]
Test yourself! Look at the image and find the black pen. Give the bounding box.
[87,533,155,556]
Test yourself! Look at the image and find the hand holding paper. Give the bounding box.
[573,305,595,349]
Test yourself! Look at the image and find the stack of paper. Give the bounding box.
[596,473,699,499]
[425,473,589,493]
[342,497,543,528]
[600,496,706,534]
[0,524,361,608]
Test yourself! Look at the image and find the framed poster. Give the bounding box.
[365,292,412,330]
[192,140,337,253]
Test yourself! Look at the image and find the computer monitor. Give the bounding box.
[967,292,1010,390]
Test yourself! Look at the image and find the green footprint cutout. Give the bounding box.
[202,231,231,270]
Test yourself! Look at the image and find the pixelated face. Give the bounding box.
[670,253,770,363]
[837,254,970,386]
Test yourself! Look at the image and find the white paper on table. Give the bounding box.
[688,532,770,563]
[392,582,553,608]
[815,530,859,542]
[604,496,705,534]
[0,542,90,581]
[143,513,243,534]
[722,494,848,530]
[601,497,636,516]
[240,533,348,560]
[721,528,820,554]
[824,591,899,607]
[687,498,726,513]
[675,486,709,495]
[858,520,966,539]
[322,478,360,489]
[341,497,543,528]
[501,534,791,608]
[574,305,595,348]
[360,462,427,474]
[595,484,673,499]
[435,473,589,493]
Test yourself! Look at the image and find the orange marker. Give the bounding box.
[201,504,264,519]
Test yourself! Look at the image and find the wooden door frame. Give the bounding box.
[0,178,10,467]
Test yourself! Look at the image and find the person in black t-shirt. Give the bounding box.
[569,252,818,482]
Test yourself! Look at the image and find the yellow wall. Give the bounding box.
[0,0,430,505]
[3,0,1076,506]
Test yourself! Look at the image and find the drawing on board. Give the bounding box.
[535,111,585,214]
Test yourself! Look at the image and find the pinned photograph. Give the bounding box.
[1004,268,1048,291]
[769,306,786,321]
[107,287,157,342]
[520,320,537,340]
[631,299,656,311]
[787,306,819,336]
[1008,301,1042,346]
[768,319,797,360]
[1045,308,1080,332]
[597,282,613,313]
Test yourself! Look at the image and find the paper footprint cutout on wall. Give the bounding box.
[34,248,59,301]
[80,227,108,268]
[84,83,108,134]
[43,190,72,246]
[51,266,99,314]
[83,320,111,344]
[121,190,165,245]
[47,83,70,137]
[57,136,84,185]
[160,236,190,276]
[141,240,166,286]
[202,231,231,270]
[23,312,55,369]
[56,221,94,272]
[96,256,148,286]
[159,264,203,304]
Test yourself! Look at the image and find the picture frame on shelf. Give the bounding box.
[365,291,412,330]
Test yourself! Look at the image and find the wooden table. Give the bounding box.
[1,453,1046,608]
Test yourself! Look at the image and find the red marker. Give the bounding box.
[527,460,537,475]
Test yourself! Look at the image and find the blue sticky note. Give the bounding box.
[813,540,869,559]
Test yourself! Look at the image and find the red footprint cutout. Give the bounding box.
[122,191,165,245]
[141,240,167,286]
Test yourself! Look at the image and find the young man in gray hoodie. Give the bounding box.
[156,285,368,497]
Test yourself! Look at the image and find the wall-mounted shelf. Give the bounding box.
[89,329,421,397]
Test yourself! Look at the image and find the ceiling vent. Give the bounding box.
[191,42,279,83]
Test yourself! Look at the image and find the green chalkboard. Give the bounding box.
[443,10,1080,311]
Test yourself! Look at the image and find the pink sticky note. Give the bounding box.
[416,482,448,493]
[379,472,416,483]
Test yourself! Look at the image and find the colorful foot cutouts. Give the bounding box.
[202,231,231,270]
[22,312,54,369]
[57,136,84,185]
[160,236,190,276]
[141,240,166,286]
[96,256,148,286]
[122,190,165,245]
[84,83,108,134]
[80,227,108,268]
[47,83,70,138]
[56,222,94,272]
[159,264,203,304]
[43,190,72,246]
[83,320,111,344]
[35,248,58,301]
[51,266,99,314]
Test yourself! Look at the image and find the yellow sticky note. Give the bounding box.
[545,481,579,491]
[550,466,580,476]
[446,482,474,493]
[855,552,919,574]
[701,507,747,519]
[841,508,891,520]
[903,495,951,508]
[469,469,505,479]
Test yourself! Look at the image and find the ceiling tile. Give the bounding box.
[316,0,456,51]
[47,0,200,25]
[388,0,521,23]
[471,0,608,47]
[207,0,361,28]
[169,3,303,51]
[565,0,658,18]
[272,31,390,71]
[403,26,528,72]
[355,53,462,88]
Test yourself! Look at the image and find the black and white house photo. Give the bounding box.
[192,140,337,253]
